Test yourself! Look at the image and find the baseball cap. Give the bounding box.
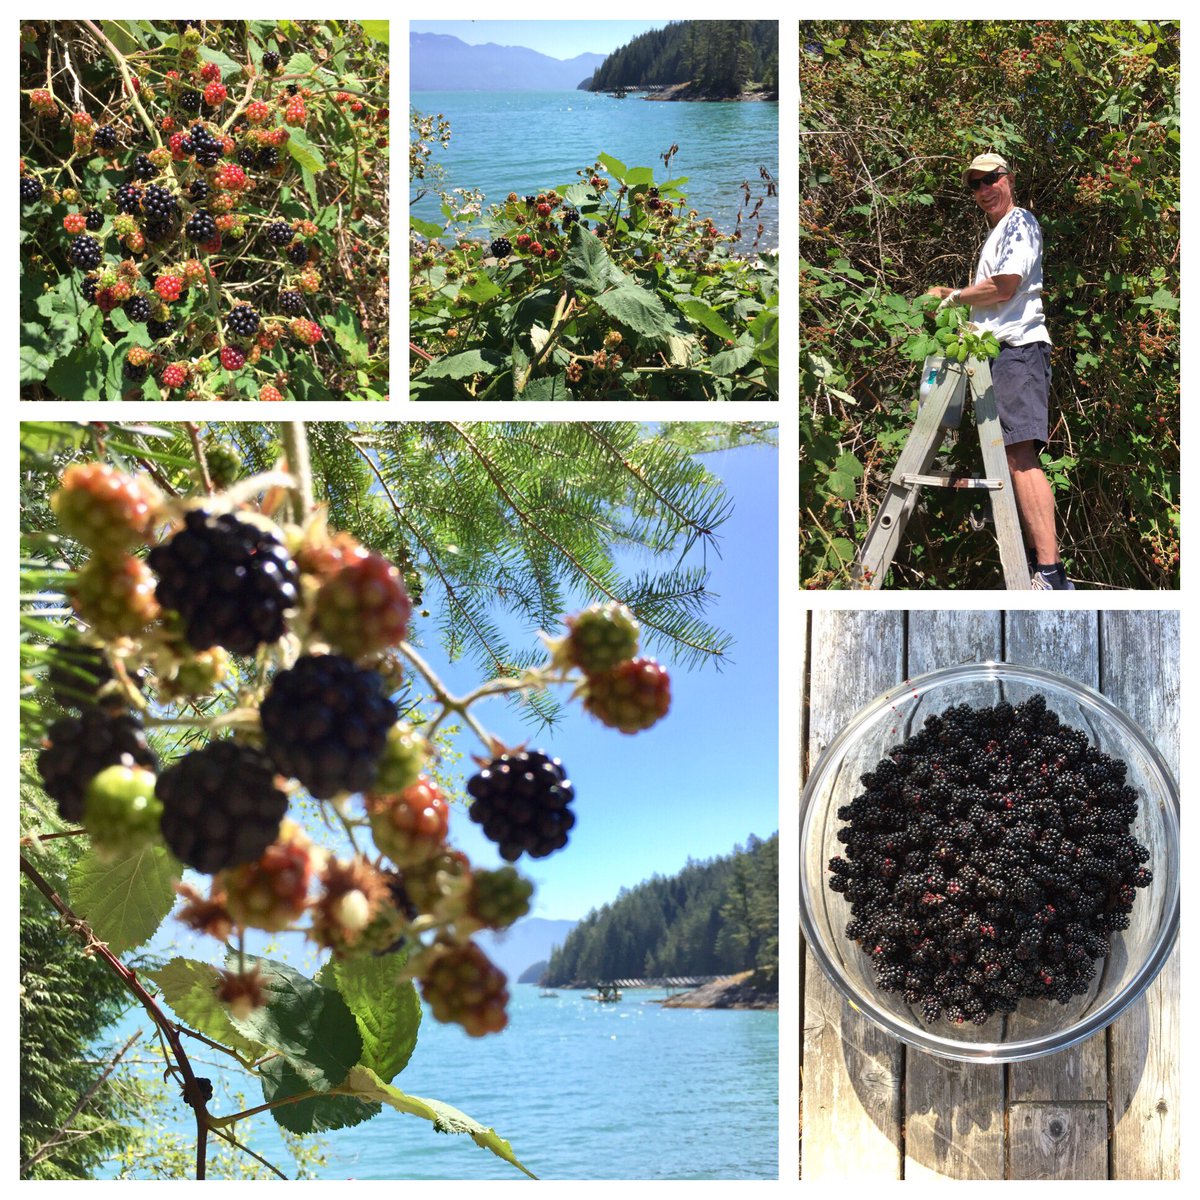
[961,153,1011,185]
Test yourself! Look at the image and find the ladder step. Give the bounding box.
[900,473,1004,490]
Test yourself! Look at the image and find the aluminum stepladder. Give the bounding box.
[851,355,1032,590]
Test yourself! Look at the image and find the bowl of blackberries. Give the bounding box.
[800,663,1178,1062]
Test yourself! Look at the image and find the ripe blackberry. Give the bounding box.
[69,236,103,271]
[81,276,99,302]
[157,740,289,874]
[21,176,43,204]
[85,209,104,231]
[131,153,157,180]
[94,124,117,150]
[287,241,310,265]
[114,183,141,214]
[262,51,280,71]
[561,207,580,227]
[140,185,179,231]
[189,178,210,203]
[466,750,575,862]
[185,210,218,242]
[267,220,294,246]
[259,654,397,799]
[124,295,151,322]
[490,237,511,259]
[146,317,176,341]
[279,290,305,316]
[236,145,256,168]
[149,509,300,655]
[37,709,157,824]
[257,146,279,170]
[178,88,202,112]
[225,304,260,338]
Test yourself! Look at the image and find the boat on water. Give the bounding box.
[583,983,623,1002]
[538,988,560,998]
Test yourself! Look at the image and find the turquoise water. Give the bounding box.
[100,983,778,1180]
[411,90,779,245]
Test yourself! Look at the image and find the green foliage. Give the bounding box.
[410,121,778,401]
[801,20,1180,588]
[68,844,181,956]
[587,20,778,98]
[542,833,778,986]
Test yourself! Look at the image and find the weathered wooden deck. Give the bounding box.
[799,609,1179,1180]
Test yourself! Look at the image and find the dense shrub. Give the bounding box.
[800,20,1179,588]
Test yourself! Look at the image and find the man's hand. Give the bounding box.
[926,286,956,301]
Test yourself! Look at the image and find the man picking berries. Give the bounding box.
[927,153,1072,590]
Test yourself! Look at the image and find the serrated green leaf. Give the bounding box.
[260,1058,381,1134]
[597,153,628,182]
[563,224,625,293]
[226,954,362,1091]
[44,344,109,402]
[284,52,318,77]
[200,46,242,79]
[411,217,443,239]
[708,344,755,375]
[519,374,574,401]
[326,303,370,366]
[326,955,420,1084]
[361,20,389,44]
[68,844,179,955]
[421,349,505,381]
[675,297,737,342]
[625,166,655,187]
[147,958,269,1060]
[285,127,326,174]
[593,283,673,341]
[343,1065,536,1178]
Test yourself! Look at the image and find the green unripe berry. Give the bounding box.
[373,724,430,794]
[83,764,162,860]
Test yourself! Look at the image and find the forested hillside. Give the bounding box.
[541,834,777,986]
[586,21,777,98]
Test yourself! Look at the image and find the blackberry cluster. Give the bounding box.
[85,210,104,231]
[156,740,289,874]
[257,146,280,170]
[279,290,305,316]
[123,358,148,383]
[69,236,103,271]
[189,123,222,167]
[262,51,280,71]
[260,654,397,799]
[21,176,43,204]
[266,221,294,246]
[189,178,210,203]
[37,710,157,824]
[81,276,99,302]
[827,694,1154,1025]
[466,750,576,862]
[149,510,300,655]
[287,241,309,265]
[94,125,118,150]
[490,237,511,258]
[185,210,218,242]
[131,153,157,180]
[114,183,141,214]
[237,145,257,168]
[561,207,580,227]
[226,305,260,338]
[141,185,180,240]
[147,317,176,341]
[124,295,151,322]
[178,89,202,112]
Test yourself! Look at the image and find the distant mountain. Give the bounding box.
[411,33,606,92]
[475,917,577,981]
[517,959,549,985]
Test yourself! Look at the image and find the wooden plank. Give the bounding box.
[1008,1103,1108,1179]
[968,358,1030,590]
[903,611,1007,1180]
[801,610,905,1179]
[1003,613,1108,1120]
[1100,611,1180,1180]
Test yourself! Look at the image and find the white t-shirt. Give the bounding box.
[970,207,1051,347]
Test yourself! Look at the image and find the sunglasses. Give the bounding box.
[967,170,1007,191]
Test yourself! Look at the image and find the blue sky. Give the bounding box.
[411,20,670,61]
[413,438,779,921]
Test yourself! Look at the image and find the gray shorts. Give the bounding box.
[992,341,1051,449]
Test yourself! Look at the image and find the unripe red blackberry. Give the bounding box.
[560,602,640,674]
[38,710,157,824]
[584,657,670,733]
[157,740,289,874]
[260,654,397,799]
[367,777,449,867]
[83,764,162,860]
[72,554,161,639]
[419,941,509,1036]
[52,462,161,555]
[149,510,299,654]
[313,552,411,660]
[220,822,313,932]
[466,750,575,862]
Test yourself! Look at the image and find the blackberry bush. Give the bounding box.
[20,19,389,402]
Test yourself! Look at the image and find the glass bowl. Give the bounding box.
[799,662,1179,1063]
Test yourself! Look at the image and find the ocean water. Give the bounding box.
[411,90,779,245]
[100,983,778,1180]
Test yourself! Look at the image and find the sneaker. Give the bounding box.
[1031,565,1075,591]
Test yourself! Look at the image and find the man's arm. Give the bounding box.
[927,275,1021,307]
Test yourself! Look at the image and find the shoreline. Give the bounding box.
[657,971,778,1011]
[590,82,777,103]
